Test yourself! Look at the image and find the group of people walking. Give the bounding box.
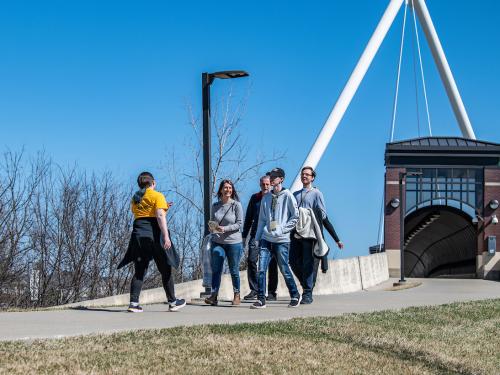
[120,167,342,312]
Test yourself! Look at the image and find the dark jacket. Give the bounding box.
[242,191,265,239]
[118,218,179,270]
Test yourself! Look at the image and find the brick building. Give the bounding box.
[384,137,500,280]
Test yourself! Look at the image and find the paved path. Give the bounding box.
[1,279,499,341]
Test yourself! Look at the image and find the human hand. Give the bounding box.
[216,226,225,233]
[337,241,344,250]
[162,234,172,250]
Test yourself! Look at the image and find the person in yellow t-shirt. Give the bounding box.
[118,171,185,313]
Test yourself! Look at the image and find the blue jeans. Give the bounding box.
[257,239,299,301]
[211,242,243,294]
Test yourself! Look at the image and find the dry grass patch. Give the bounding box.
[0,299,499,374]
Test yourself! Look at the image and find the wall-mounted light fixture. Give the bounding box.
[390,198,400,208]
[492,215,499,225]
[489,199,499,210]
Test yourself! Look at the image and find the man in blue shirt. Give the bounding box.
[291,166,343,304]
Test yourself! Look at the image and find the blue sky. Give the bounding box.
[2,0,499,258]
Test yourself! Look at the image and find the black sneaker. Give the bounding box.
[266,293,277,301]
[127,303,143,313]
[169,299,186,312]
[243,291,258,301]
[288,296,301,308]
[250,299,266,309]
[300,295,313,305]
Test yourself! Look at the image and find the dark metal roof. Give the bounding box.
[387,136,500,151]
[385,137,500,167]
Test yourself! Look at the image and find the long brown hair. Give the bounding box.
[217,179,240,201]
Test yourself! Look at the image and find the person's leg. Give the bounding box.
[130,247,149,304]
[246,237,259,294]
[273,242,299,299]
[256,240,271,303]
[312,256,321,288]
[289,237,304,288]
[152,245,176,303]
[225,243,243,293]
[210,244,226,294]
[301,239,316,299]
[267,255,278,299]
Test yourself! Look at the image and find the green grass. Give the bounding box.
[1,299,499,374]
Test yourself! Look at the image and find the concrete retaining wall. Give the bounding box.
[60,252,389,308]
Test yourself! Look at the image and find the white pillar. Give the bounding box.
[413,0,476,139]
[290,0,405,192]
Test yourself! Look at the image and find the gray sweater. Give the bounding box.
[256,189,299,243]
[211,199,243,244]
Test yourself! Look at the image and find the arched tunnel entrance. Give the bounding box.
[384,137,500,280]
[404,206,476,278]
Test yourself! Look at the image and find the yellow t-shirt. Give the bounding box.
[131,188,169,219]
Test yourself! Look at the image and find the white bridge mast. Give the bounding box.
[290,0,476,192]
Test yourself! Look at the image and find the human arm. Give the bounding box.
[315,190,327,220]
[323,216,343,248]
[156,208,171,250]
[255,198,267,241]
[280,193,299,235]
[241,196,254,238]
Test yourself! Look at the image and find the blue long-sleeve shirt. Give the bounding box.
[293,187,326,220]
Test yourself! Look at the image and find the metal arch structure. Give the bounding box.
[290,0,476,192]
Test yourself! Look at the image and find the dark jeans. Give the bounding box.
[211,242,243,294]
[290,237,316,297]
[130,237,176,303]
[257,240,299,301]
[312,257,321,287]
[247,237,278,294]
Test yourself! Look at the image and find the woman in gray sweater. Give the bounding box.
[205,179,244,306]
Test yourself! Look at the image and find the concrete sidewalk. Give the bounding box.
[1,278,499,341]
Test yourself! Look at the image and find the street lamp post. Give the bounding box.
[201,70,249,295]
[398,171,422,283]
[202,71,249,237]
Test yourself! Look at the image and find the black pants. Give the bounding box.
[290,236,316,297]
[130,236,176,303]
[247,237,278,294]
[312,257,321,287]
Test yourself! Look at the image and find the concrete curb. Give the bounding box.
[58,252,389,308]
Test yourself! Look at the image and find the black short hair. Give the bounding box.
[301,166,316,178]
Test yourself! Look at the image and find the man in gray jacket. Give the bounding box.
[251,168,301,309]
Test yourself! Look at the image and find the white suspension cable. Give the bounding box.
[378,1,408,249]
[411,0,432,136]
[390,1,409,142]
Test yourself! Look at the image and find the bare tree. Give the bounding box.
[0,152,134,308]
[164,88,284,282]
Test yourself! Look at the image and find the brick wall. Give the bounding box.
[384,167,405,250]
